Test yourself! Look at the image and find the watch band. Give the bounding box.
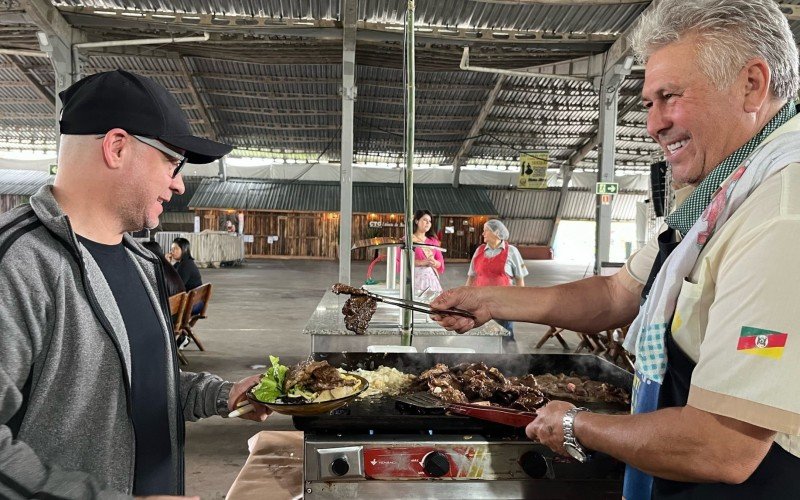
[563,407,590,461]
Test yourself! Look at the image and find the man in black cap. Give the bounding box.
[0,70,269,500]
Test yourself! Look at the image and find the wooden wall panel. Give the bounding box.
[193,209,488,260]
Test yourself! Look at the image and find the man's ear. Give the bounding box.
[741,58,771,113]
[101,128,130,170]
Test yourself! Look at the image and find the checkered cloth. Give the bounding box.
[666,103,796,236]
[625,131,800,383]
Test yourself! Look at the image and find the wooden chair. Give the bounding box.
[573,331,606,355]
[604,325,635,372]
[535,325,571,350]
[180,283,213,352]
[168,292,189,365]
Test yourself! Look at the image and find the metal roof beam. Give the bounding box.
[177,57,218,141]
[20,0,82,47]
[2,57,55,106]
[451,75,505,187]
[494,101,600,112]
[58,6,618,45]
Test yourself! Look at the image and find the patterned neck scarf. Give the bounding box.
[666,103,797,236]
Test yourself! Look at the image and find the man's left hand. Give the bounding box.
[525,400,576,455]
[228,374,271,422]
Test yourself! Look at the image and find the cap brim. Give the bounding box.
[159,134,233,164]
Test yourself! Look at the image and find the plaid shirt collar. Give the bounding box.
[665,102,797,235]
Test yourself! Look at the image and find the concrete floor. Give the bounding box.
[182,259,589,499]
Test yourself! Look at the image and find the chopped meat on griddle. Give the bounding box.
[432,385,469,404]
[417,361,628,411]
[341,295,377,335]
[414,363,463,394]
[511,392,549,412]
[509,374,539,389]
[532,372,630,405]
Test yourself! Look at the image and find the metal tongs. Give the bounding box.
[364,289,476,320]
[397,392,537,428]
[334,285,475,320]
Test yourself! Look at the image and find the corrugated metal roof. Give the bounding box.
[500,219,553,246]
[189,179,497,215]
[488,188,560,219]
[0,0,657,172]
[562,191,646,221]
[0,169,50,195]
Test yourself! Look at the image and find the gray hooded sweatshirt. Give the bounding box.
[0,186,233,499]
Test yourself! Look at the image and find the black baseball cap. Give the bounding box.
[58,69,232,164]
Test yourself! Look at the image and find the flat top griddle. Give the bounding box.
[293,353,632,435]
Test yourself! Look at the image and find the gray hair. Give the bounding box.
[484,219,509,241]
[629,0,799,100]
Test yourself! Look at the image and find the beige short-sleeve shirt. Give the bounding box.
[621,118,800,457]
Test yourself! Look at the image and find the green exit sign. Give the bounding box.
[596,182,619,195]
[48,164,58,176]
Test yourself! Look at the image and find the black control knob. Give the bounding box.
[423,451,450,477]
[330,457,349,477]
[520,451,548,479]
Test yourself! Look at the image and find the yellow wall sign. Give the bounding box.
[518,152,548,189]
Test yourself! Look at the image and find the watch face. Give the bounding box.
[564,443,587,463]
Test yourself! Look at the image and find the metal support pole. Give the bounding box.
[593,61,630,274]
[219,157,227,182]
[386,246,398,289]
[400,0,416,346]
[338,0,358,284]
[39,33,74,154]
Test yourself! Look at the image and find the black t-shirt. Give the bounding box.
[78,236,173,495]
[174,258,202,290]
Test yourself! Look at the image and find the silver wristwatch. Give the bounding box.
[562,407,590,463]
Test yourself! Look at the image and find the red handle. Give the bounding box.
[446,404,537,428]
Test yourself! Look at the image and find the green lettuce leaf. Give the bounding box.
[252,355,289,403]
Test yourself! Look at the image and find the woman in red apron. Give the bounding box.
[467,219,528,342]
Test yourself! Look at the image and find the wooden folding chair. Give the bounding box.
[535,325,571,350]
[574,331,607,355]
[168,292,189,365]
[180,283,213,352]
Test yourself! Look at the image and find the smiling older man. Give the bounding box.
[0,70,269,499]
[431,0,800,497]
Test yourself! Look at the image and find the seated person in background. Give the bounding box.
[169,237,202,290]
[142,240,185,297]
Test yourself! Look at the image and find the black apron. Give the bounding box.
[641,228,800,499]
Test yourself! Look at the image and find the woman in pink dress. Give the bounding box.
[397,210,445,293]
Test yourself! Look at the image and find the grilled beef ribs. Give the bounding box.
[341,295,377,335]
[331,283,370,296]
[284,360,356,393]
[332,283,378,335]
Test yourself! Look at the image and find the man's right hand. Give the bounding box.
[430,286,493,333]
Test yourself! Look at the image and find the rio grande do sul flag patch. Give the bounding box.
[737,326,788,359]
